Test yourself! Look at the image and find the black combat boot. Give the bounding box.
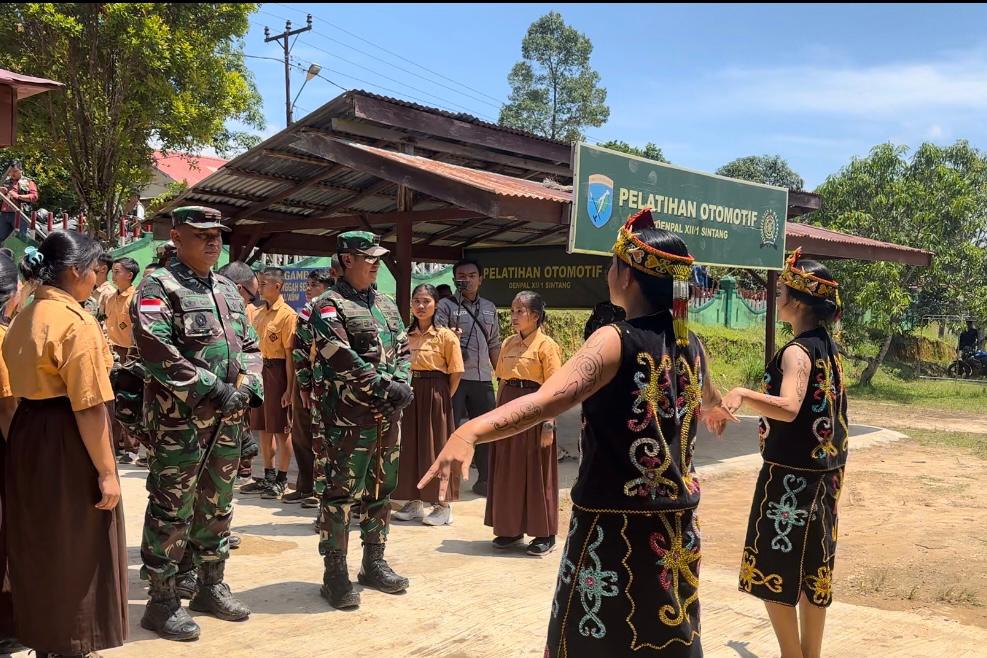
[175,551,197,600]
[140,573,200,641]
[357,542,409,594]
[188,561,251,621]
[320,551,360,610]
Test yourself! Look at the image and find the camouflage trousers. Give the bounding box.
[318,418,401,556]
[312,403,328,497]
[140,418,242,579]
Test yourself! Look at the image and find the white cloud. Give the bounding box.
[706,52,987,117]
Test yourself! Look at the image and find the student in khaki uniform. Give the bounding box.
[393,284,463,526]
[243,267,297,499]
[2,231,126,656]
[486,291,563,556]
[102,256,140,462]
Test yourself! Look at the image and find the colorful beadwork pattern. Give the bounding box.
[574,525,619,638]
[739,548,784,594]
[766,474,809,553]
[649,513,702,627]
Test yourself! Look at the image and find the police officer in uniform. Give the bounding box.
[132,206,262,640]
[307,231,413,609]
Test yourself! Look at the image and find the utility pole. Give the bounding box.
[264,14,313,127]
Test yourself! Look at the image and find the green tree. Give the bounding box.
[597,140,668,163]
[812,141,987,384]
[499,11,609,142]
[0,3,264,243]
[717,155,805,191]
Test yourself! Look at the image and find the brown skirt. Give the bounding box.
[484,382,558,538]
[0,430,14,637]
[5,398,128,654]
[394,371,458,503]
[251,358,290,433]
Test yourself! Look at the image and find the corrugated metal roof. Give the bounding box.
[345,142,572,203]
[788,222,932,256]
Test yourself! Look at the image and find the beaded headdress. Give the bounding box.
[780,247,842,316]
[613,208,694,345]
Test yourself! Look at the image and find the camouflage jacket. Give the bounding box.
[306,278,410,428]
[131,258,263,430]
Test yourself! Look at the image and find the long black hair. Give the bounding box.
[20,231,103,288]
[786,259,841,324]
[408,283,439,332]
[615,227,691,311]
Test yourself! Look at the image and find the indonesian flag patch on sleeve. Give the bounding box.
[299,306,312,322]
[320,305,337,321]
[139,298,164,314]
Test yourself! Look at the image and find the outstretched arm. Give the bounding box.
[418,326,621,500]
[721,345,811,422]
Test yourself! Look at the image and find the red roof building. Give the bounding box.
[141,150,229,201]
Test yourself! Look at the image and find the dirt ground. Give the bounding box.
[13,404,986,658]
[849,399,987,434]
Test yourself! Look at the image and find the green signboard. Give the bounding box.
[569,143,789,270]
[465,246,610,309]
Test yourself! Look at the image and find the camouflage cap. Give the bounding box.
[337,230,388,257]
[171,205,230,232]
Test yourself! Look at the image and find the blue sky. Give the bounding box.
[241,3,987,189]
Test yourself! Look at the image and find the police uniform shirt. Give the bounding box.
[495,328,563,385]
[409,325,464,375]
[3,285,114,411]
[101,286,136,349]
[253,296,297,360]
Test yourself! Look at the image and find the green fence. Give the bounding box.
[689,276,767,330]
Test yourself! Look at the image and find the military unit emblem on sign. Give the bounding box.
[760,209,779,249]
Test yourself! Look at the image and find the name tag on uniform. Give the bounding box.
[139,299,163,314]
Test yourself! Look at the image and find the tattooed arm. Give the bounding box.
[721,345,811,422]
[418,326,621,499]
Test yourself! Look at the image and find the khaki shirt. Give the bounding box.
[253,296,297,360]
[101,285,136,348]
[409,325,464,375]
[3,285,114,411]
[495,328,563,385]
[0,324,11,399]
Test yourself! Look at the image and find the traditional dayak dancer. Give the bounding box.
[421,209,735,657]
[721,249,848,658]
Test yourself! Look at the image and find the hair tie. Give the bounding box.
[24,247,44,267]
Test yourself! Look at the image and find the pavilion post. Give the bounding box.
[765,270,779,365]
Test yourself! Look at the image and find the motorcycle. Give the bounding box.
[946,347,987,379]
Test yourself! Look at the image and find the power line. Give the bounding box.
[293,39,501,121]
[272,2,503,105]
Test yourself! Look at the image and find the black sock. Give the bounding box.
[276,471,288,483]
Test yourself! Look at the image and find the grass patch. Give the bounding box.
[848,367,987,413]
[903,428,987,459]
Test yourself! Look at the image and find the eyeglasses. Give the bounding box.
[354,254,381,265]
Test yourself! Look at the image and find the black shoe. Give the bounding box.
[261,479,288,499]
[321,552,360,610]
[527,536,556,556]
[188,562,250,622]
[239,478,271,495]
[357,543,409,594]
[141,575,200,641]
[471,479,488,496]
[175,569,198,600]
[492,535,523,549]
[229,534,242,550]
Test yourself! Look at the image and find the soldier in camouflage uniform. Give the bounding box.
[306,231,413,609]
[131,206,262,641]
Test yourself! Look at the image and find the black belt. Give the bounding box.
[262,358,286,366]
[412,370,446,380]
[504,379,539,389]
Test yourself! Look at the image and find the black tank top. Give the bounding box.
[759,327,848,471]
[571,312,706,512]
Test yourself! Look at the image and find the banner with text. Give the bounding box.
[465,246,610,309]
[569,142,789,269]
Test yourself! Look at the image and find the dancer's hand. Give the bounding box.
[721,388,745,415]
[539,424,555,448]
[703,405,738,436]
[418,432,474,502]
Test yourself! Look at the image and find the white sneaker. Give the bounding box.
[392,500,426,521]
[422,504,453,526]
